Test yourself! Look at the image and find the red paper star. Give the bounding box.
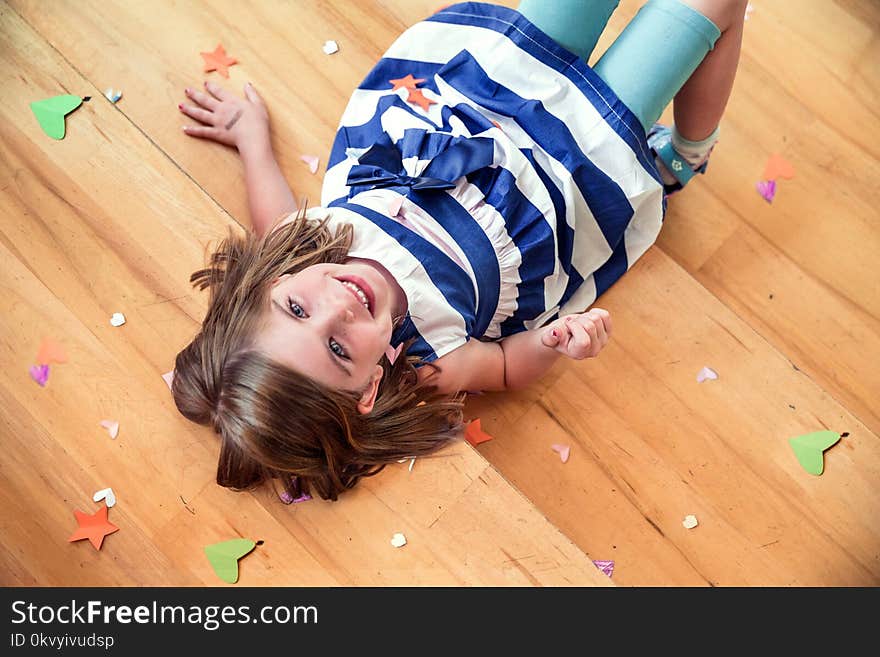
[406,88,436,111]
[68,505,119,550]
[464,418,494,447]
[389,74,426,91]
[200,43,238,78]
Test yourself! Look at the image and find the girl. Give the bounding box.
[173,0,746,500]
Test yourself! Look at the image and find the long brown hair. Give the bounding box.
[172,209,465,501]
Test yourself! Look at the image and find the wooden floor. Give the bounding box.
[1,0,877,586]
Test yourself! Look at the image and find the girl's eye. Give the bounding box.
[288,299,306,318]
[329,338,348,360]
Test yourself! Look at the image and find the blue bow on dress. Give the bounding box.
[346,133,495,195]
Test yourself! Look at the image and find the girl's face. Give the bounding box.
[254,258,407,401]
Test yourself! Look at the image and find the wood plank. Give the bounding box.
[0,4,609,586]
[466,248,880,585]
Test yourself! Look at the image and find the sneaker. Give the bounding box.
[647,123,712,196]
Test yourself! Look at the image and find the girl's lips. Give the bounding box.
[336,275,375,318]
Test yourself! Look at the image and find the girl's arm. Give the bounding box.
[180,81,297,238]
[425,308,612,394]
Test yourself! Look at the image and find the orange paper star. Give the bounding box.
[389,74,426,91]
[762,153,795,181]
[406,88,436,111]
[464,418,494,447]
[68,505,119,550]
[200,43,238,78]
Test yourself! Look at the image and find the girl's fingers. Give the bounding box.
[178,103,214,125]
[590,313,608,346]
[204,80,230,102]
[243,81,263,105]
[565,317,591,356]
[181,124,218,140]
[185,87,218,111]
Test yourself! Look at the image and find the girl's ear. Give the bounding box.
[356,364,385,415]
[271,273,292,287]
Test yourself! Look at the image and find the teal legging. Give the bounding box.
[517,0,721,133]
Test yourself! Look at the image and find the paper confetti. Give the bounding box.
[551,444,571,463]
[789,430,840,476]
[200,44,238,78]
[300,154,320,174]
[279,490,312,504]
[745,3,755,20]
[408,457,415,472]
[36,337,68,365]
[682,514,699,529]
[388,74,425,91]
[762,153,795,181]
[93,487,117,508]
[110,312,126,327]
[696,366,718,383]
[68,505,119,550]
[756,179,776,203]
[30,94,83,140]
[390,532,407,548]
[99,419,119,440]
[593,560,615,578]
[322,40,339,55]
[104,88,123,103]
[388,196,404,218]
[161,370,174,390]
[29,364,49,387]
[384,342,404,365]
[406,88,436,111]
[464,418,493,447]
[204,538,256,584]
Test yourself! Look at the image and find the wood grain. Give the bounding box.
[3,0,878,585]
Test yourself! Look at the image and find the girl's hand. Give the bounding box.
[540,308,612,360]
[179,81,269,153]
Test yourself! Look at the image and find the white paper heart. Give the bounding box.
[161,370,174,390]
[93,487,117,508]
[99,419,119,439]
[696,366,718,383]
[682,514,698,529]
[322,40,339,55]
[110,312,126,327]
[390,532,407,548]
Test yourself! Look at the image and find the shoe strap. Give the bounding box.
[654,138,698,187]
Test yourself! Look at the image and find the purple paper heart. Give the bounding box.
[756,179,776,203]
[29,364,50,386]
[593,559,615,578]
[279,490,312,505]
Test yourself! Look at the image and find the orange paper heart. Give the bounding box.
[762,153,795,181]
[36,337,68,365]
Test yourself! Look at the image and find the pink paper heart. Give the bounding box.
[29,364,50,386]
[388,196,404,218]
[385,343,404,365]
[593,559,614,578]
[300,154,320,174]
[551,444,570,463]
[99,419,119,439]
[756,179,776,203]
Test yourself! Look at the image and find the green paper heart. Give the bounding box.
[30,94,83,140]
[204,538,256,584]
[789,430,840,476]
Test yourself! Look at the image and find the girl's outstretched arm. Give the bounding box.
[426,308,612,394]
[180,81,297,237]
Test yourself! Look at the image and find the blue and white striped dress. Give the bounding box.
[311,1,665,364]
